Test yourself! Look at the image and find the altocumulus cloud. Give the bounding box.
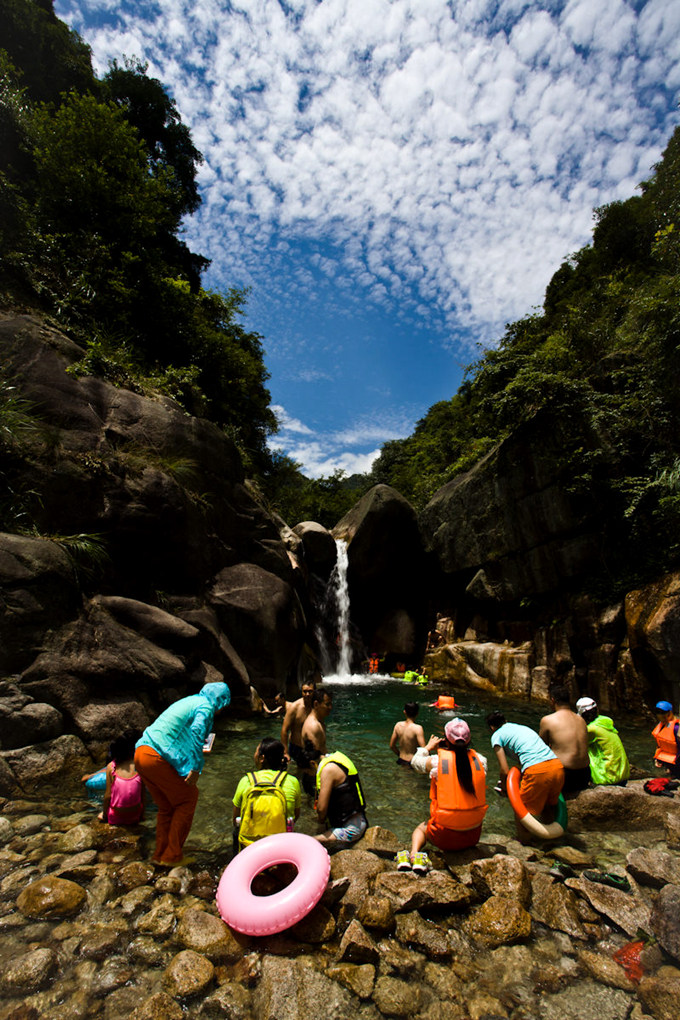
[55,0,680,476]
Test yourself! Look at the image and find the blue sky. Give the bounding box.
[54,0,680,477]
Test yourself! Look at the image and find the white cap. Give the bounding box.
[576,697,597,716]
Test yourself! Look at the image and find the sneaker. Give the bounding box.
[395,849,412,871]
[412,851,431,875]
[583,870,630,892]
[549,861,576,880]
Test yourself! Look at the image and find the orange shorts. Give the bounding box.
[520,758,565,816]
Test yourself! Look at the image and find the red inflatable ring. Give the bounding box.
[216,833,330,936]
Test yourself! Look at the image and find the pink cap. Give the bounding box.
[444,718,470,744]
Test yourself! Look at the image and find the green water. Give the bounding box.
[190,677,656,851]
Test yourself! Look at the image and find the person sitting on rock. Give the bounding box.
[486,710,564,844]
[398,718,488,874]
[539,685,591,795]
[651,700,680,778]
[575,697,630,786]
[299,742,368,847]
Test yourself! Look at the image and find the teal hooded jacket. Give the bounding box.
[137,682,231,777]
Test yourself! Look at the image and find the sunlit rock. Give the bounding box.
[336,918,379,964]
[325,962,375,1000]
[0,946,57,994]
[163,949,215,999]
[465,893,532,947]
[372,974,425,1017]
[16,873,87,919]
[650,884,680,963]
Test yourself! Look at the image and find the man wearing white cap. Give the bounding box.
[397,718,488,873]
[576,697,630,786]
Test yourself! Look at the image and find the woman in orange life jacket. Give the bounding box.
[396,718,488,873]
[652,700,680,779]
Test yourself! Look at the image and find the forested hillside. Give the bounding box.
[364,129,680,596]
[1,0,275,471]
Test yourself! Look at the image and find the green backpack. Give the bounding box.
[238,770,288,849]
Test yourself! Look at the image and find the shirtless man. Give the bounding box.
[301,687,333,756]
[389,702,426,766]
[280,677,317,766]
[539,685,590,795]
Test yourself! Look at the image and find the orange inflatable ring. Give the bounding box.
[506,766,567,839]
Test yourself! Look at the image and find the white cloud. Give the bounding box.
[54,0,679,471]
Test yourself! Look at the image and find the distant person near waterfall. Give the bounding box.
[134,682,231,867]
[389,702,426,766]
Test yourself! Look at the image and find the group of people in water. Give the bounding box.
[85,675,680,873]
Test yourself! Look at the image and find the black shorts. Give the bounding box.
[562,765,591,794]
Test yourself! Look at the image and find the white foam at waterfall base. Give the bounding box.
[323,672,393,686]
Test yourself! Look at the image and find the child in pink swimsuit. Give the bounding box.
[101,734,145,826]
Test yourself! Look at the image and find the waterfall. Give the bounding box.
[316,538,353,677]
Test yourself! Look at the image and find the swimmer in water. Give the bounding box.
[389,702,426,766]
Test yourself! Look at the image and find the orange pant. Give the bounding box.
[134,745,199,864]
[520,758,565,816]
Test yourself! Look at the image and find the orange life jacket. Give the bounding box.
[652,718,680,765]
[430,748,488,831]
[435,696,457,710]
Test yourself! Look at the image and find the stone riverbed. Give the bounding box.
[1,782,680,1020]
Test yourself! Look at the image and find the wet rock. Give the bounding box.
[336,918,380,964]
[536,979,633,1020]
[326,962,376,999]
[394,912,454,961]
[253,956,353,1020]
[163,949,215,999]
[117,885,156,916]
[130,992,184,1020]
[1,865,40,898]
[530,872,587,939]
[372,974,425,1017]
[128,935,169,967]
[666,811,680,850]
[470,854,531,906]
[331,848,385,926]
[466,894,532,947]
[11,814,50,836]
[55,823,97,854]
[464,991,508,1018]
[0,735,91,797]
[0,946,57,993]
[16,873,87,918]
[134,893,178,937]
[320,876,351,908]
[356,894,395,934]
[78,924,127,960]
[360,826,402,858]
[626,848,680,888]
[422,959,466,999]
[376,938,426,978]
[650,884,680,963]
[0,816,12,843]
[578,948,637,991]
[638,965,680,1020]
[197,982,254,1019]
[115,860,155,891]
[188,869,216,901]
[568,875,652,938]
[550,845,595,869]
[289,903,336,942]
[375,870,472,913]
[175,906,248,962]
[92,958,135,995]
[567,783,680,832]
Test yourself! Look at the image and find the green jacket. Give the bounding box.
[587,715,630,785]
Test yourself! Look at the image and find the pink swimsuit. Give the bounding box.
[108,766,143,825]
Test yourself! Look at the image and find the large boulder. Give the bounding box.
[293,521,337,581]
[209,562,305,688]
[333,485,431,660]
[0,533,81,673]
[625,571,680,698]
[419,408,602,603]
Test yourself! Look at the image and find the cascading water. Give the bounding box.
[316,538,353,678]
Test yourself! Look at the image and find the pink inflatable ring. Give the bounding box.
[216,833,330,936]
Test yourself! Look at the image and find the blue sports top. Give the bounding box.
[137,681,230,777]
[491,722,556,771]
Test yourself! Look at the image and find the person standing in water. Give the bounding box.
[135,681,230,867]
[389,702,426,766]
[280,676,317,766]
[575,697,630,786]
